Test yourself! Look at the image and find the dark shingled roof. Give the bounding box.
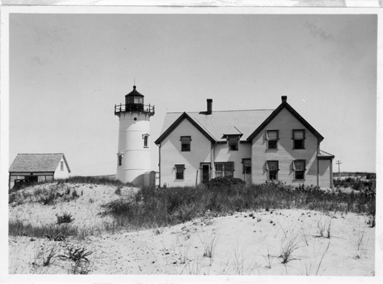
[9,153,71,173]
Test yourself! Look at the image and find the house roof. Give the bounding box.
[155,109,274,144]
[317,150,335,160]
[9,153,71,173]
[155,97,325,145]
[247,99,324,142]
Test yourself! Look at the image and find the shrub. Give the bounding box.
[9,220,79,239]
[205,176,245,190]
[56,212,75,225]
[99,181,376,232]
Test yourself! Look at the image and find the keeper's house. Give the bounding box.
[9,153,71,189]
[155,96,334,188]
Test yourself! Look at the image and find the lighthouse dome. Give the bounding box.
[125,85,144,110]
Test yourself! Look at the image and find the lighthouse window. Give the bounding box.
[143,134,149,148]
[118,155,123,166]
[180,136,191,152]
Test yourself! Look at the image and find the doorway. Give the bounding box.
[201,164,210,183]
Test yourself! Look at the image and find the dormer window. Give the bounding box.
[227,135,240,151]
[180,136,191,152]
[266,130,279,149]
[293,129,305,149]
[143,134,149,148]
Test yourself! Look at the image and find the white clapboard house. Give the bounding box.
[155,96,334,188]
[9,153,71,189]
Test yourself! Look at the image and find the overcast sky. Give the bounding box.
[8,12,377,176]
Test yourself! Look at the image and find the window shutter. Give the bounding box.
[294,160,305,171]
[181,137,191,143]
[293,130,304,140]
[268,131,278,141]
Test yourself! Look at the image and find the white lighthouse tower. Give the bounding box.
[114,85,155,186]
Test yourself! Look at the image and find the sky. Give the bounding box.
[7,12,378,176]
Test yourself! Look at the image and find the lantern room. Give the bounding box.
[114,85,155,116]
[125,85,144,112]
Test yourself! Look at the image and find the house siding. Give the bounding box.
[53,158,70,179]
[160,119,211,187]
[251,108,319,186]
[318,159,332,188]
[214,142,252,180]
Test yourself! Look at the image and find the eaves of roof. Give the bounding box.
[247,101,324,142]
[154,112,216,145]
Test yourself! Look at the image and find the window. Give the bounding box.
[143,134,149,148]
[180,136,191,152]
[175,164,185,180]
[293,160,306,180]
[266,161,279,180]
[293,130,305,149]
[266,130,279,149]
[227,136,239,151]
[242,159,251,174]
[118,154,123,166]
[60,161,64,171]
[215,162,234,177]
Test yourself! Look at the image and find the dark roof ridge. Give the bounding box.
[166,109,274,114]
[18,153,64,155]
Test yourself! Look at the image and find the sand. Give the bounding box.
[8,182,375,276]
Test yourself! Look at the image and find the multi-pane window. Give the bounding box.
[60,161,64,171]
[266,161,279,180]
[266,130,279,149]
[293,160,306,180]
[215,162,234,177]
[175,164,185,180]
[180,136,191,152]
[228,136,239,151]
[143,134,149,148]
[293,130,305,149]
[242,159,251,174]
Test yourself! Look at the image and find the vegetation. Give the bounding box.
[9,176,376,238]
[100,178,376,231]
[333,177,375,190]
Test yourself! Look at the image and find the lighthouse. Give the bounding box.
[114,85,155,186]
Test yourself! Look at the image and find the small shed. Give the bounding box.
[9,153,71,189]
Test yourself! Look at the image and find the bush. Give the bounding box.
[56,212,75,225]
[9,220,79,239]
[205,176,246,190]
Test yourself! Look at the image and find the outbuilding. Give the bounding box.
[9,153,71,189]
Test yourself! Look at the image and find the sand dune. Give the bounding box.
[8,182,375,276]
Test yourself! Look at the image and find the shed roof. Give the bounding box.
[317,150,335,160]
[155,109,274,144]
[9,153,71,173]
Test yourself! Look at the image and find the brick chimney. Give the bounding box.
[281,96,287,102]
[207,99,213,115]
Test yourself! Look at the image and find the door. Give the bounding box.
[243,159,252,185]
[201,164,210,183]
